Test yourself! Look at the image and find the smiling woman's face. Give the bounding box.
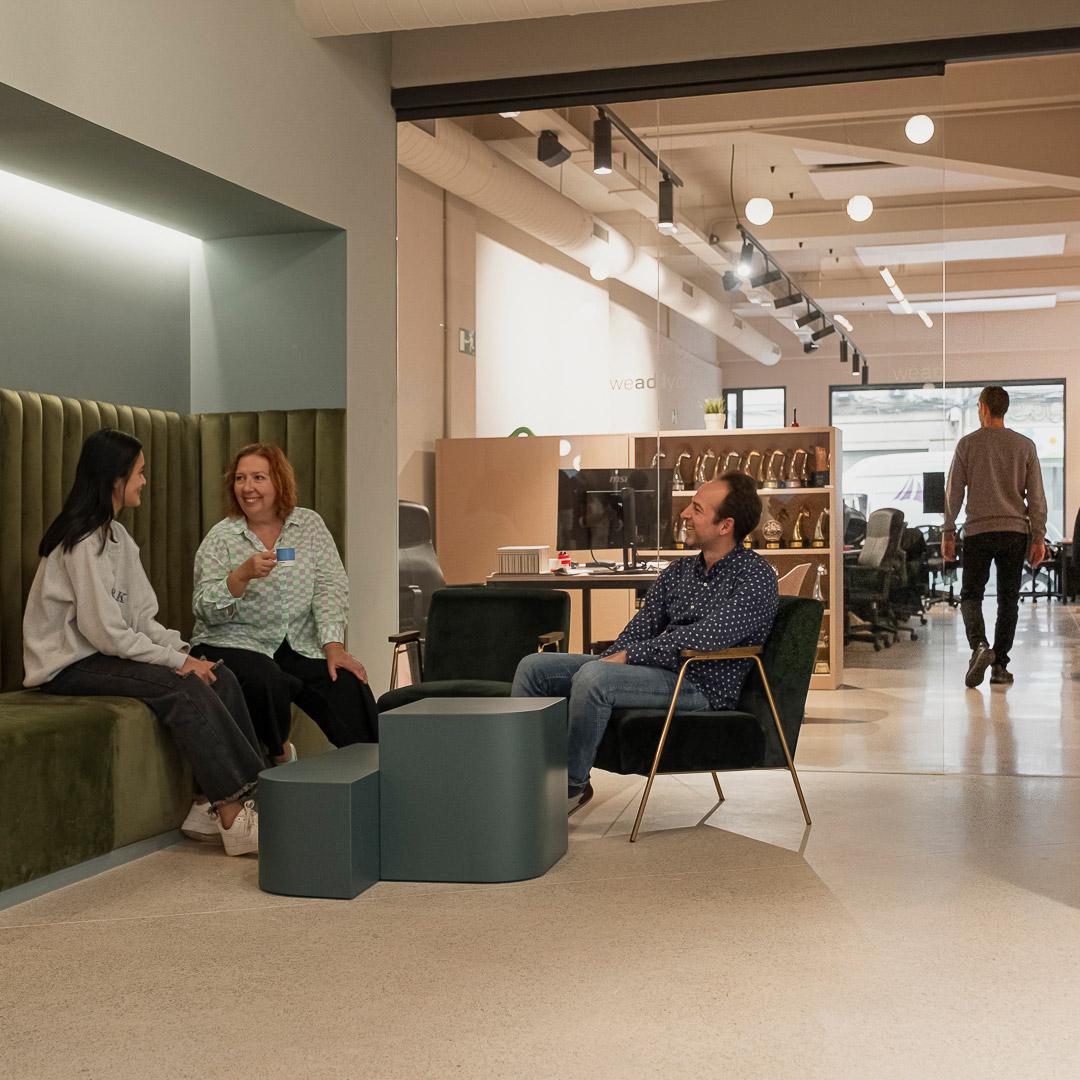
[233,454,277,521]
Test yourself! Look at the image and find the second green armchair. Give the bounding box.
[376,586,570,713]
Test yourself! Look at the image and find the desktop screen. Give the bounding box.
[556,468,674,551]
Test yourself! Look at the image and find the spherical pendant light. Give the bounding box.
[905,114,935,144]
[846,195,874,222]
[744,197,774,226]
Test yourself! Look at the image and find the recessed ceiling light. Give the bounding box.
[879,267,896,288]
[857,235,1066,266]
[899,298,913,314]
[917,310,934,328]
[846,195,874,222]
[905,114,935,144]
[834,314,854,332]
[888,295,1058,315]
[499,111,521,118]
[745,197,774,226]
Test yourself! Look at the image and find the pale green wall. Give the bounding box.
[190,231,346,413]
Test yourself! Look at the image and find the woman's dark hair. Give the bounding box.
[716,471,764,542]
[39,429,142,557]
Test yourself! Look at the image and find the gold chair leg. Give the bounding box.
[754,657,811,825]
[711,772,725,802]
[630,666,690,843]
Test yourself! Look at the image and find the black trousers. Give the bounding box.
[959,530,1028,667]
[44,654,265,806]
[193,642,379,757]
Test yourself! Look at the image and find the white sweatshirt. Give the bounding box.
[22,521,189,687]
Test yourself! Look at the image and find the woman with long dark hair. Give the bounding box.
[23,428,265,855]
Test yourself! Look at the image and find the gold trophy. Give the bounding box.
[784,447,807,488]
[694,449,716,485]
[790,505,812,548]
[763,448,786,489]
[812,445,831,487]
[721,450,742,475]
[814,624,830,674]
[761,516,783,549]
[672,451,691,492]
[742,449,764,485]
[811,507,829,548]
[812,563,827,601]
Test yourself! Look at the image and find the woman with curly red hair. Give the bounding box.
[189,444,377,816]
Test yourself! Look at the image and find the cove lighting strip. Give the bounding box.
[0,167,199,252]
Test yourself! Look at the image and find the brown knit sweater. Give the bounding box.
[944,426,1047,542]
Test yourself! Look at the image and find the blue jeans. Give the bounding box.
[512,653,710,788]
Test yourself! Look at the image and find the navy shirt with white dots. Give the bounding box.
[603,547,779,709]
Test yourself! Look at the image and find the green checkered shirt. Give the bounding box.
[191,508,347,659]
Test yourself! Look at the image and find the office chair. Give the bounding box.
[844,507,905,651]
[398,501,446,633]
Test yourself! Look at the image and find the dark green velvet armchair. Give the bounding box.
[376,586,569,712]
[593,596,822,841]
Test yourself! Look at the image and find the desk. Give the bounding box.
[487,570,660,650]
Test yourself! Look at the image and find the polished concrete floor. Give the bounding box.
[3,600,1079,1079]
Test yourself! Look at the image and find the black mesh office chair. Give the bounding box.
[844,507,905,651]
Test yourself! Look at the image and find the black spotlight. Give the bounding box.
[803,341,819,354]
[722,271,740,292]
[538,130,570,167]
[750,268,782,289]
[811,324,837,342]
[795,308,821,328]
[840,338,849,365]
[774,292,802,309]
[861,362,870,385]
[852,350,861,377]
[593,114,612,175]
[657,177,675,232]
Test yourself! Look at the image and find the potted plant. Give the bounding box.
[703,398,727,431]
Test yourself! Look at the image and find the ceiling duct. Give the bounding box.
[399,120,781,366]
[296,0,699,36]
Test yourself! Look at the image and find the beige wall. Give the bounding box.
[397,167,446,512]
[720,305,1079,517]
[391,0,1080,87]
[0,0,398,684]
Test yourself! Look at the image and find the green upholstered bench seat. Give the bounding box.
[0,690,334,893]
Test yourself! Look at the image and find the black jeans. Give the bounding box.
[193,642,379,757]
[959,530,1028,667]
[43,653,266,806]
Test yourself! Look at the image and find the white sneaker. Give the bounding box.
[217,800,259,856]
[181,800,222,844]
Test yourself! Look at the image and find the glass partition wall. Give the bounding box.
[398,55,1077,820]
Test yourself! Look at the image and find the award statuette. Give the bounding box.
[812,563,827,601]
[812,445,831,487]
[694,449,716,484]
[763,448,786,489]
[784,447,808,488]
[743,449,764,485]
[789,505,812,548]
[811,507,829,548]
[721,450,742,475]
[814,626,830,674]
[761,516,783,549]
[672,451,691,491]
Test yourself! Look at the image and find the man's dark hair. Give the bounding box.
[979,385,1009,418]
[716,471,763,542]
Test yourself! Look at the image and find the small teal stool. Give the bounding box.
[379,697,567,883]
[258,743,380,900]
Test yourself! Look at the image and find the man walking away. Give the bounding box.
[942,386,1047,688]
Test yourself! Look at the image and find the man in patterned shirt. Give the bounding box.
[513,471,778,813]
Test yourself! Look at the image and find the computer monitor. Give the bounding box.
[923,472,946,515]
[557,468,674,564]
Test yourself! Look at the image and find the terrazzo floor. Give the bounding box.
[3,599,1079,1079]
